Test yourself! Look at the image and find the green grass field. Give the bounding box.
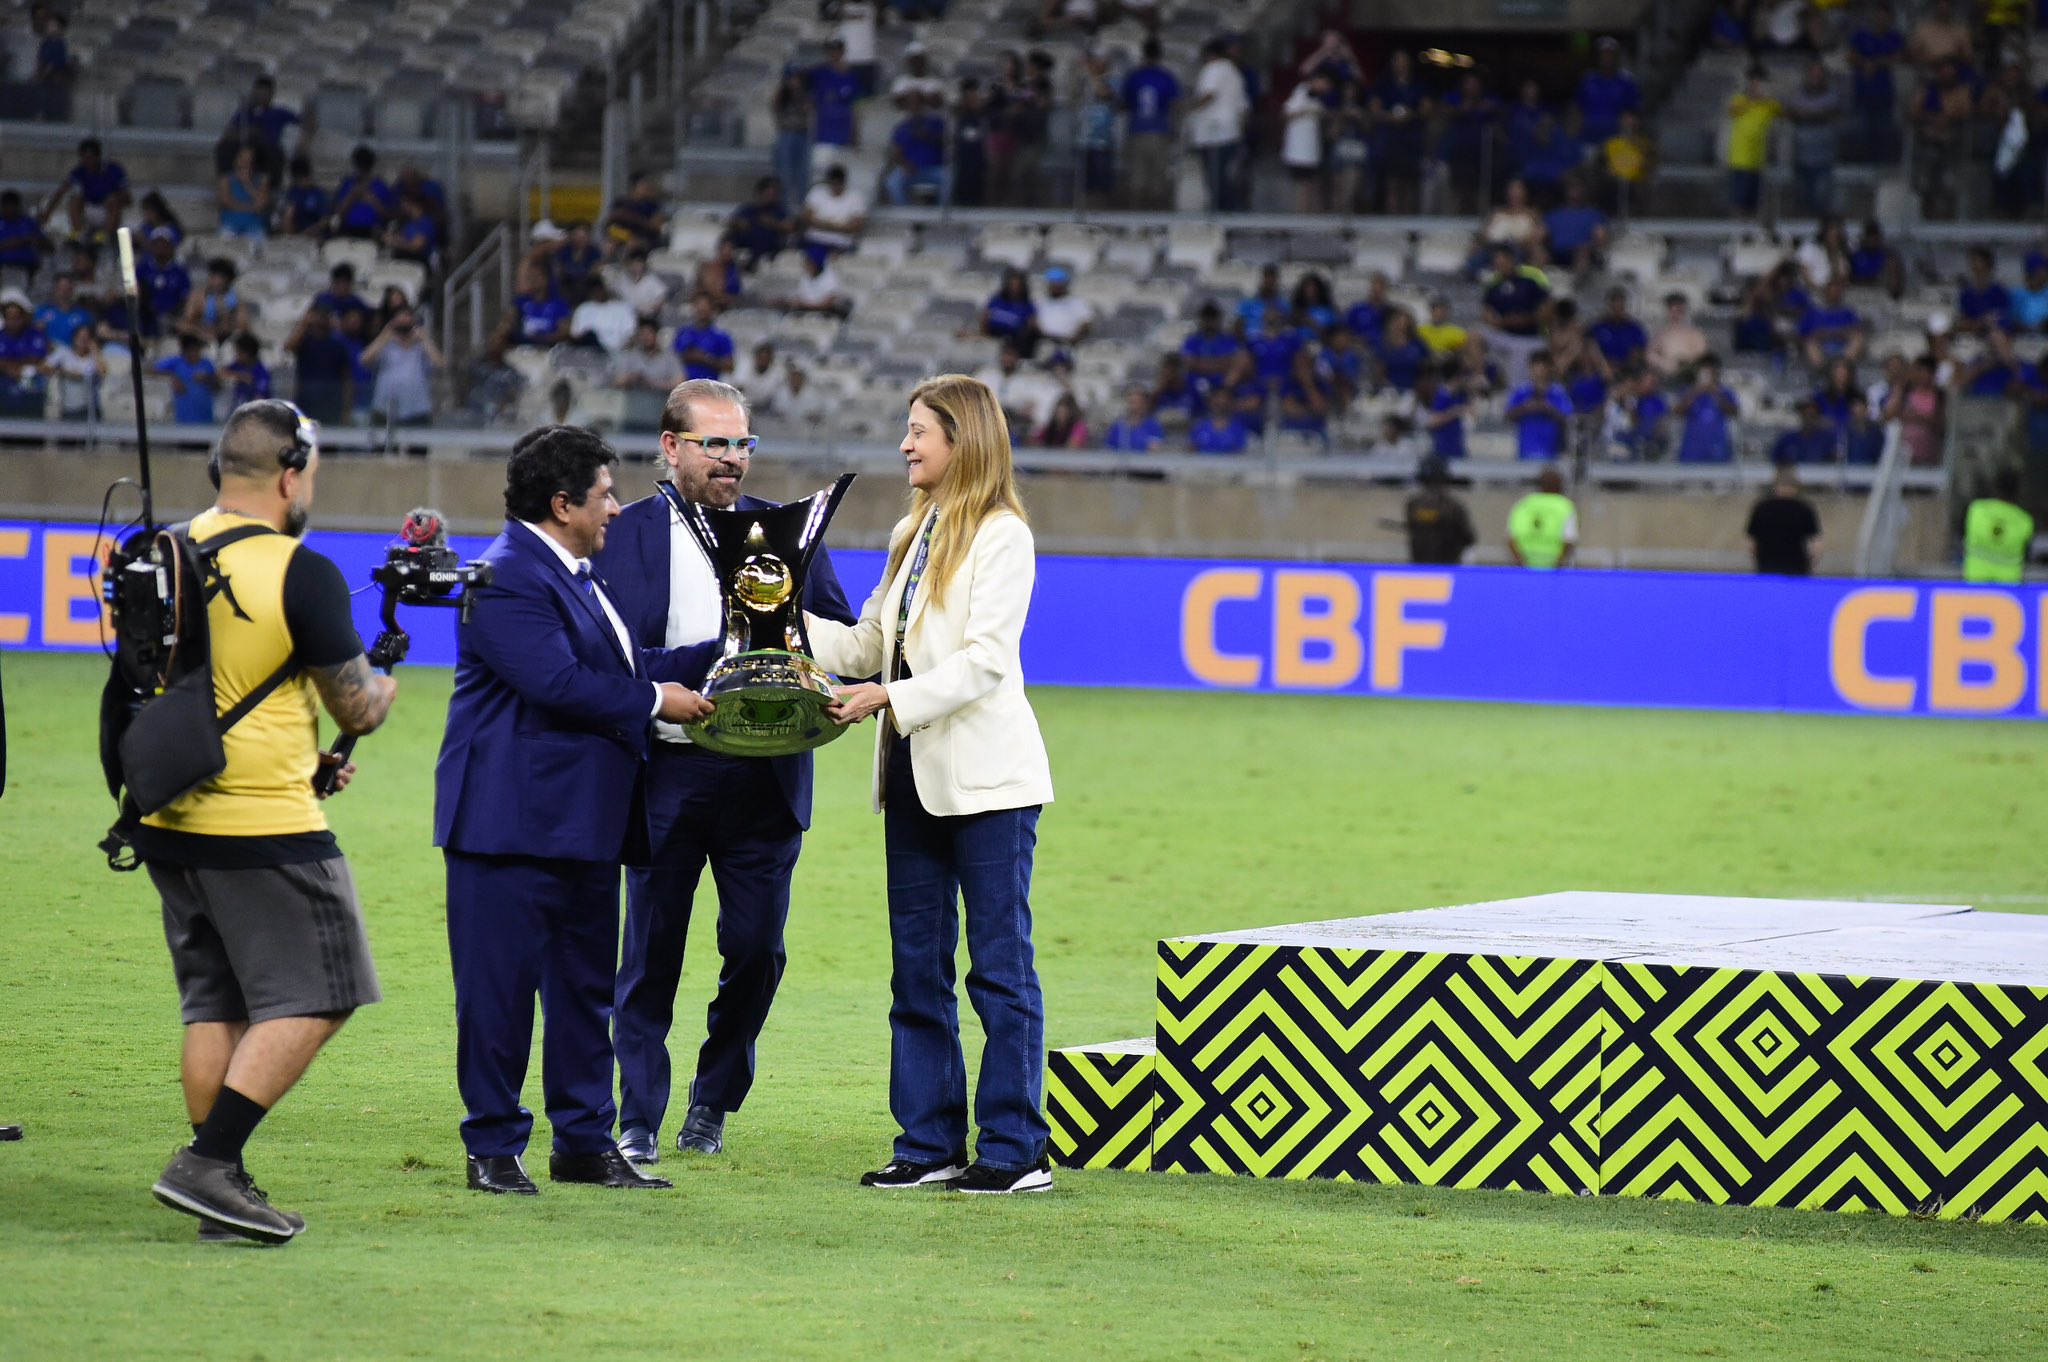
[2,649,2046,1361]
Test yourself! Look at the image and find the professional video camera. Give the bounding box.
[310,509,492,796]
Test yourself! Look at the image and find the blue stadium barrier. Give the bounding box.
[4,520,2041,720]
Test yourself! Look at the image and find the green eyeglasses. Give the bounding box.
[680,433,759,458]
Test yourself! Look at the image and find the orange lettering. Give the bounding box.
[1180,568,1262,688]
[1273,571,1364,689]
[1371,573,1453,691]
[1828,588,1917,711]
[1928,590,2027,713]
[41,530,111,647]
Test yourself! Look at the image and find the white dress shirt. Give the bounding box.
[656,495,723,743]
[519,520,662,717]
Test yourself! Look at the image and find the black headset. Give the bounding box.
[207,400,319,489]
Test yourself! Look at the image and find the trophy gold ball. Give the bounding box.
[734,554,794,612]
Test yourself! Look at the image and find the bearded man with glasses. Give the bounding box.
[591,378,855,1164]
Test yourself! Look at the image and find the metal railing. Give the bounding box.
[438,223,515,384]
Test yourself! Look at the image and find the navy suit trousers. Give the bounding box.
[614,743,802,1136]
[445,851,620,1158]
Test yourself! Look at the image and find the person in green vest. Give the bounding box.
[1508,465,1578,568]
[1964,468,2035,583]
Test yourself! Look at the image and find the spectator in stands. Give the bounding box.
[1414,366,1469,461]
[1237,266,1286,332]
[973,268,1040,354]
[1478,177,1544,265]
[799,165,866,262]
[1440,72,1502,215]
[1847,219,1904,297]
[46,324,105,420]
[1544,297,1601,378]
[1189,388,1251,454]
[281,157,330,238]
[1599,109,1655,213]
[361,307,440,429]
[608,249,671,322]
[728,178,793,268]
[1104,389,1165,451]
[1181,301,1243,404]
[1588,288,1648,370]
[1793,214,1848,289]
[1481,244,1550,385]
[46,139,129,242]
[891,43,947,111]
[809,41,862,185]
[1648,292,1708,378]
[1772,397,1839,463]
[823,0,879,96]
[505,261,570,349]
[1344,272,1393,347]
[0,191,48,286]
[610,318,684,395]
[1281,74,1330,213]
[1913,59,1975,219]
[1957,327,2030,397]
[34,273,87,346]
[1002,51,1057,207]
[1784,58,1842,216]
[785,251,850,317]
[884,93,952,206]
[1848,2,1906,163]
[1329,89,1370,214]
[1148,353,1195,429]
[336,308,375,420]
[1906,0,1971,73]
[1418,295,1467,358]
[1291,274,1338,333]
[1982,59,2045,219]
[135,229,191,339]
[0,289,49,417]
[1747,464,1822,574]
[136,192,184,247]
[1518,110,1586,209]
[214,76,300,183]
[569,277,636,353]
[223,332,270,405]
[385,195,438,269]
[1609,366,1670,460]
[2009,252,2048,333]
[331,145,395,240]
[777,364,829,430]
[1507,466,1578,568]
[394,165,449,246]
[771,68,815,204]
[154,332,220,424]
[1036,268,1094,349]
[1542,174,1608,274]
[1370,50,1430,215]
[1576,36,1640,144]
[216,145,272,241]
[314,263,371,323]
[951,79,993,208]
[1506,351,1572,461]
[1221,350,1267,429]
[1959,247,2012,334]
[1676,355,1740,462]
[1724,68,1780,220]
[30,9,72,120]
[1034,393,1089,448]
[694,236,742,311]
[1504,78,1549,176]
[1278,347,1332,443]
[1885,355,1945,465]
[1844,393,1886,463]
[1375,309,1429,393]
[554,221,604,296]
[1814,356,1859,435]
[1189,38,1250,213]
[604,172,670,255]
[672,295,734,380]
[181,258,248,346]
[1122,38,1181,211]
[1799,277,1866,369]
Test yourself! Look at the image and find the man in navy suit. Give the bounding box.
[595,378,855,1162]
[435,425,716,1195]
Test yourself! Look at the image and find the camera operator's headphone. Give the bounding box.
[208,400,320,489]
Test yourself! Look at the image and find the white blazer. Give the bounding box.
[807,508,1054,816]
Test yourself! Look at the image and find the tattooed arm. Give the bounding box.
[308,654,397,735]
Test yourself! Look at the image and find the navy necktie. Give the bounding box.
[574,562,596,595]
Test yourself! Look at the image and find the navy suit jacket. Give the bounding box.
[434,520,716,864]
[594,488,856,831]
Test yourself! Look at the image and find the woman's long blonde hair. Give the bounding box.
[882,374,1028,609]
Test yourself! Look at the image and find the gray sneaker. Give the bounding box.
[199,1179,306,1243]
[153,1147,299,1245]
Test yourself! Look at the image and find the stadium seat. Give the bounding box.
[322,239,381,274]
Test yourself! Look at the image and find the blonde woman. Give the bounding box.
[809,373,1055,1194]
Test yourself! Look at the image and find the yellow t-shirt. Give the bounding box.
[1726,95,1781,171]
[1419,322,1468,356]
[1604,134,1649,182]
[141,509,334,838]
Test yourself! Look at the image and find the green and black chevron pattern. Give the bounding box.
[1046,1041,1155,1171]
[1151,938,1604,1192]
[1600,965,2048,1222]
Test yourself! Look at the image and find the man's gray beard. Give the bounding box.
[285,501,310,538]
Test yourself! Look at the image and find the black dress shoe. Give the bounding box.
[467,1154,540,1195]
[676,1105,725,1155]
[549,1147,673,1189]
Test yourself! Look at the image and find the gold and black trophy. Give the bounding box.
[657,473,856,756]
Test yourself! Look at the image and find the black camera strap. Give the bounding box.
[189,522,299,733]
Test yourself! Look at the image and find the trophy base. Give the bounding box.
[684,651,848,757]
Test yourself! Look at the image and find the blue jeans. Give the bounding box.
[773,130,812,197]
[1199,141,1239,212]
[885,163,951,206]
[883,736,1046,1171]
